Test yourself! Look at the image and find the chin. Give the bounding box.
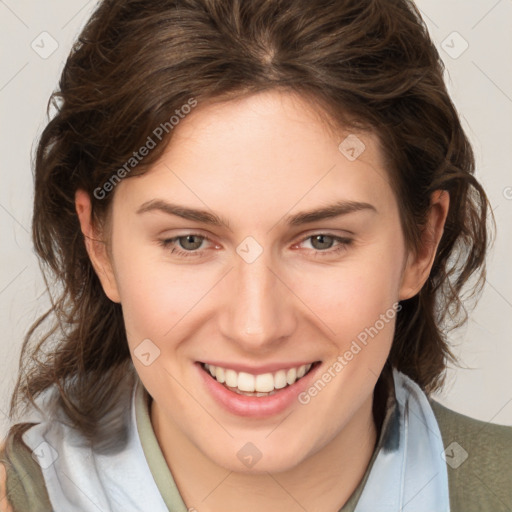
[202,436,314,475]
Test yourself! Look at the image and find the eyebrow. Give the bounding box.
[136,199,377,228]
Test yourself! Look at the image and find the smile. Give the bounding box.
[201,362,317,397]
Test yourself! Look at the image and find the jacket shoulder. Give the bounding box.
[431,399,512,512]
[0,425,52,512]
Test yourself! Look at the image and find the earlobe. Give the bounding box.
[75,189,121,303]
[399,190,450,301]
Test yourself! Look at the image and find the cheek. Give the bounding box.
[290,236,405,385]
[297,245,404,332]
[111,239,222,358]
[111,212,405,360]
[109,235,185,343]
[118,274,189,343]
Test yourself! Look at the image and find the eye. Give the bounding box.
[173,234,204,251]
[307,234,336,250]
[159,234,215,258]
[296,234,353,256]
[158,232,353,260]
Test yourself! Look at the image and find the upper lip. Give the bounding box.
[199,360,319,375]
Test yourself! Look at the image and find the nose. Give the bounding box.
[217,250,297,353]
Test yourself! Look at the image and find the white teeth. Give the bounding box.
[274,370,288,389]
[238,372,255,392]
[225,369,238,388]
[203,363,313,393]
[255,373,275,392]
[215,366,225,384]
[286,367,297,385]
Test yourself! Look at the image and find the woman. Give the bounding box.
[1,0,511,510]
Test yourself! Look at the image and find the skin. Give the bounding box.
[76,90,449,512]
[0,452,13,512]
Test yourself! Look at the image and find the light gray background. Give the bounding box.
[1,0,511,437]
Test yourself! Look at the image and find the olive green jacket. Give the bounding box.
[2,387,511,512]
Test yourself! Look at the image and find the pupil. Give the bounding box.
[181,235,202,250]
[312,235,333,250]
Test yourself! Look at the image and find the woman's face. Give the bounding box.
[94,90,423,473]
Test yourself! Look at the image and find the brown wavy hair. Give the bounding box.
[8,0,491,442]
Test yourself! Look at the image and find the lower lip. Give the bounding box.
[196,362,320,418]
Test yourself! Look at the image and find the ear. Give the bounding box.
[75,189,121,303]
[399,190,450,300]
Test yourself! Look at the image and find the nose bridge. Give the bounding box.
[219,249,295,350]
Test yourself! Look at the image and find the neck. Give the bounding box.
[151,393,380,512]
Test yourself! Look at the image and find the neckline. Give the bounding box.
[132,369,398,512]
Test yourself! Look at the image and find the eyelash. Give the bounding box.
[158,233,353,259]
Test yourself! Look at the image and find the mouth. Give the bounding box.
[199,361,321,397]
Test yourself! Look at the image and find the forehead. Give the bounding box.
[113,90,396,222]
